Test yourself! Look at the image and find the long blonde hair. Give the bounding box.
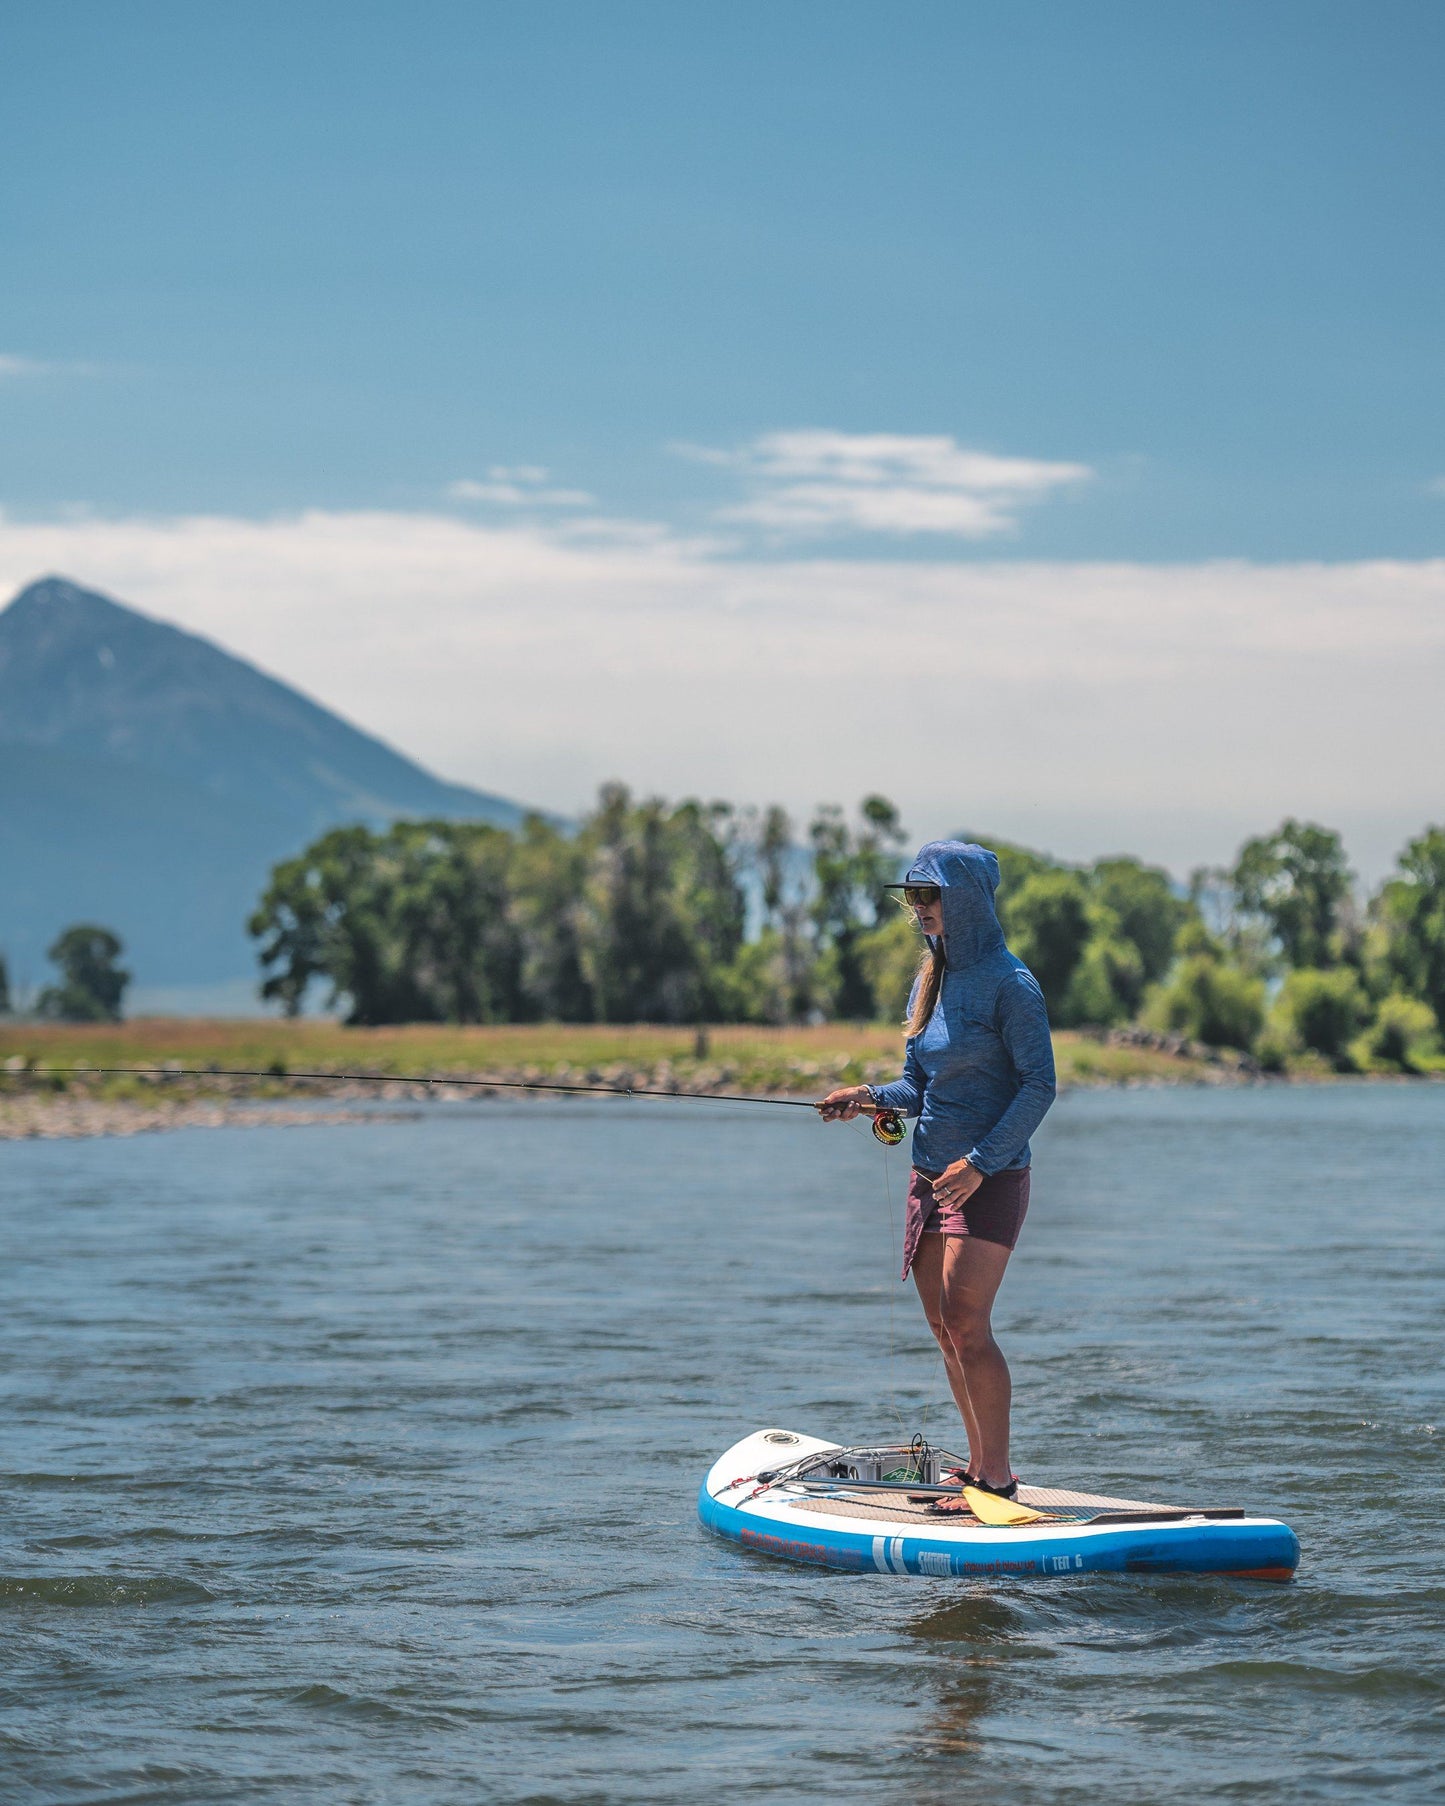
[906,942,945,1039]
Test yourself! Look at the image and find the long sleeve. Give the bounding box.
[964,968,1056,1174]
[869,1030,927,1118]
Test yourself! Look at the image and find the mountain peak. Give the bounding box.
[10,574,129,611]
[0,574,538,993]
[0,572,528,832]
[2,575,203,688]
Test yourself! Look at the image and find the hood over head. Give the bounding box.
[901,839,1007,966]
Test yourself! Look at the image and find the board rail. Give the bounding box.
[700,1428,1300,1582]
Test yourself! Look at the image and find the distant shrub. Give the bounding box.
[1060,935,1145,1028]
[1350,992,1442,1073]
[1268,967,1370,1070]
[1374,825,1445,1036]
[1144,954,1265,1051]
[1252,1021,1292,1074]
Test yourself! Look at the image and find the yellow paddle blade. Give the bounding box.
[962,1486,1049,1526]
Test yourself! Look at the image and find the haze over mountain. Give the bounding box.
[0,577,535,1007]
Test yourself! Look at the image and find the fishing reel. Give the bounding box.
[871,1107,906,1146]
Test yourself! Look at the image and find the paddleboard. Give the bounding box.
[699,1430,1299,1581]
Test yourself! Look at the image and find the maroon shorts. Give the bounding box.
[901,1165,1030,1277]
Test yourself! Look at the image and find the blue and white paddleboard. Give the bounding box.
[700,1430,1299,1581]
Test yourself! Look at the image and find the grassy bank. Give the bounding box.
[1,1018,1243,1104]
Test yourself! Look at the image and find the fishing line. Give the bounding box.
[13,1065,819,1107]
[868,1138,947,1461]
[919,1241,946,1454]
[877,1135,912,1446]
[12,1064,908,1141]
[906,1161,947,1458]
[839,1111,909,1446]
[844,1116,939,1455]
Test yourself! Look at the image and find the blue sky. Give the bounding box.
[1,3,1443,878]
[4,1,1443,558]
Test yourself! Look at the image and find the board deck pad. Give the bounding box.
[791,1482,1178,1525]
[699,1429,1300,1582]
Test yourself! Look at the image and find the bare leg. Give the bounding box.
[912,1234,1016,1488]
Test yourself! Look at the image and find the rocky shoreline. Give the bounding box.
[0,1094,372,1141]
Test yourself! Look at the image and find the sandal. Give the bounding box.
[925,1474,1020,1516]
[970,1475,1019,1500]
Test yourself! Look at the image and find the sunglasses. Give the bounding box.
[900,885,941,907]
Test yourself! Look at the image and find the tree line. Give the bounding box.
[241,788,1445,1072]
[1161,821,1445,1073]
[8,793,1443,1075]
[245,786,910,1028]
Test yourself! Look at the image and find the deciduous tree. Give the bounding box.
[37,925,130,1022]
[1375,825,1445,1033]
[1231,820,1353,970]
[808,796,906,1019]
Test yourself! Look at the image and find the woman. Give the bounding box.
[818,839,1056,1506]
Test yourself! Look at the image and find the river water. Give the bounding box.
[1,1084,1441,1803]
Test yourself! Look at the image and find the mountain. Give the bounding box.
[0,576,539,1006]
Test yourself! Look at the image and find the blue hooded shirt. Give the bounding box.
[870,840,1056,1176]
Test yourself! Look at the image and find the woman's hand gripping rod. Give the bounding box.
[815,1085,906,1145]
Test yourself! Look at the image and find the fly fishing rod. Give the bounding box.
[11,1064,909,1144]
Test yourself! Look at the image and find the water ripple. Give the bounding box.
[0,1087,1441,1801]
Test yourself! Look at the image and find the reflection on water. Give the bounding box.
[923,1666,997,1755]
[904,1594,1020,1756]
[905,1589,1025,1645]
[0,1083,1442,1801]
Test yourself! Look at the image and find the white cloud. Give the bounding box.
[688,428,1091,538]
[0,353,102,380]
[448,468,595,508]
[1,505,1442,880]
[666,440,737,468]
